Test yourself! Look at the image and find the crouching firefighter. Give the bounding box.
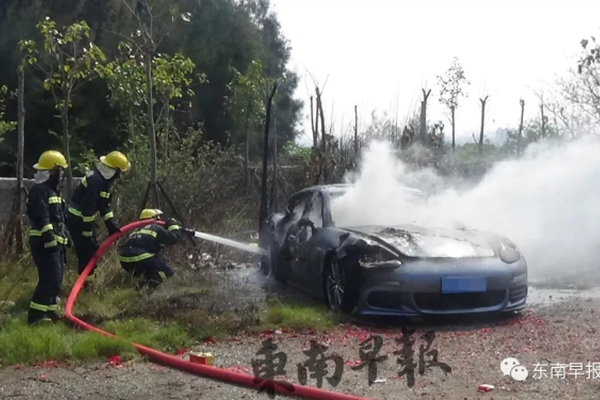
[26,150,70,325]
[66,151,130,283]
[118,209,185,289]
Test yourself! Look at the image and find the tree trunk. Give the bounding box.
[310,95,317,151]
[540,103,546,139]
[354,105,358,156]
[316,87,327,183]
[478,96,489,157]
[164,101,170,160]
[269,106,278,212]
[16,68,25,255]
[258,82,279,232]
[420,89,431,144]
[517,99,525,156]
[145,51,159,208]
[244,110,250,188]
[450,105,456,152]
[63,91,73,199]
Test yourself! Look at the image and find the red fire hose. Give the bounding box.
[64,220,373,400]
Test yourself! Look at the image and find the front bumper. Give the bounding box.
[353,259,528,316]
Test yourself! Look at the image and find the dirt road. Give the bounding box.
[2,282,600,400]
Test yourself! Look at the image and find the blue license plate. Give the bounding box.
[441,276,486,293]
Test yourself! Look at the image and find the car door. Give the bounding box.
[277,193,312,267]
[290,191,327,292]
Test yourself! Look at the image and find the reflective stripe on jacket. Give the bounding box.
[118,220,182,263]
[26,182,68,249]
[69,169,117,234]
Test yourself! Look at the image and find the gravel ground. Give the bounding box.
[2,290,600,400]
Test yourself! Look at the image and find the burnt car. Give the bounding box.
[259,184,528,316]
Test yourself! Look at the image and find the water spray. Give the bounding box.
[187,229,267,256]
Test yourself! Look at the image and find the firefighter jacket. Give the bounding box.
[118,219,182,263]
[26,181,69,251]
[68,169,119,236]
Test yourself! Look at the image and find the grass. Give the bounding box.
[0,251,345,368]
[261,298,348,331]
[0,315,136,366]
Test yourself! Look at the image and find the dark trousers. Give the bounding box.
[28,247,65,324]
[66,213,99,276]
[120,257,174,288]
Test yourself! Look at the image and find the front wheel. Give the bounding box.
[323,256,359,313]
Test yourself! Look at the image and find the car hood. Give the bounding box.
[342,224,497,258]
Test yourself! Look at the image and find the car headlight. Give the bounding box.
[358,244,402,269]
[511,272,527,283]
[499,239,522,264]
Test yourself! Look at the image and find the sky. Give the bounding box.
[269,0,600,146]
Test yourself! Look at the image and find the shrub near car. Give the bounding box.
[259,184,528,316]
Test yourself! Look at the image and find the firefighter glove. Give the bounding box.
[106,221,121,235]
[166,218,181,227]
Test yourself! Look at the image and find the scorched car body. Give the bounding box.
[259,184,528,316]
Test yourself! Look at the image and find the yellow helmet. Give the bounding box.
[33,150,68,171]
[139,209,163,220]
[100,151,131,172]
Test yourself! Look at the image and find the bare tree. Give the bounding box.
[354,105,358,156]
[478,95,489,156]
[419,88,431,143]
[437,57,470,151]
[117,0,191,207]
[517,99,525,155]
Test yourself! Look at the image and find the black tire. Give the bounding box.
[323,255,360,313]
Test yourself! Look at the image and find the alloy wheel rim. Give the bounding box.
[326,258,344,309]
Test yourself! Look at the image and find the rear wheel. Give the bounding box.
[324,256,359,313]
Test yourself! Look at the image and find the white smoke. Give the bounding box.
[330,137,600,282]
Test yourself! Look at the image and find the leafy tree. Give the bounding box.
[19,17,106,195]
[230,60,267,180]
[0,0,302,176]
[436,57,469,151]
[0,84,16,142]
[98,41,202,160]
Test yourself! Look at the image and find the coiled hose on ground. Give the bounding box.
[64,219,373,400]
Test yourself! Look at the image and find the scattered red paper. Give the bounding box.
[478,384,494,392]
[224,366,253,375]
[107,355,121,366]
[203,336,216,345]
[175,348,188,356]
[344,359,362,367]
[34,360,62,369]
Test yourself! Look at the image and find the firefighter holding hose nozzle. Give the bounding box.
[66,151,130,285]
[26,150,70,325]
[117,209,186,289]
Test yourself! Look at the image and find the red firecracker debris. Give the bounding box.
[34,360,63,369]
[175,348,188,356]
[107,355,122,367]
[478,384,494,392]
[344,359,362,368]
[203,336,216,345]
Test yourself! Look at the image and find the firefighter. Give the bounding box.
[66,151,130,282]
[117,209,184,289]
[26,150,70,325]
